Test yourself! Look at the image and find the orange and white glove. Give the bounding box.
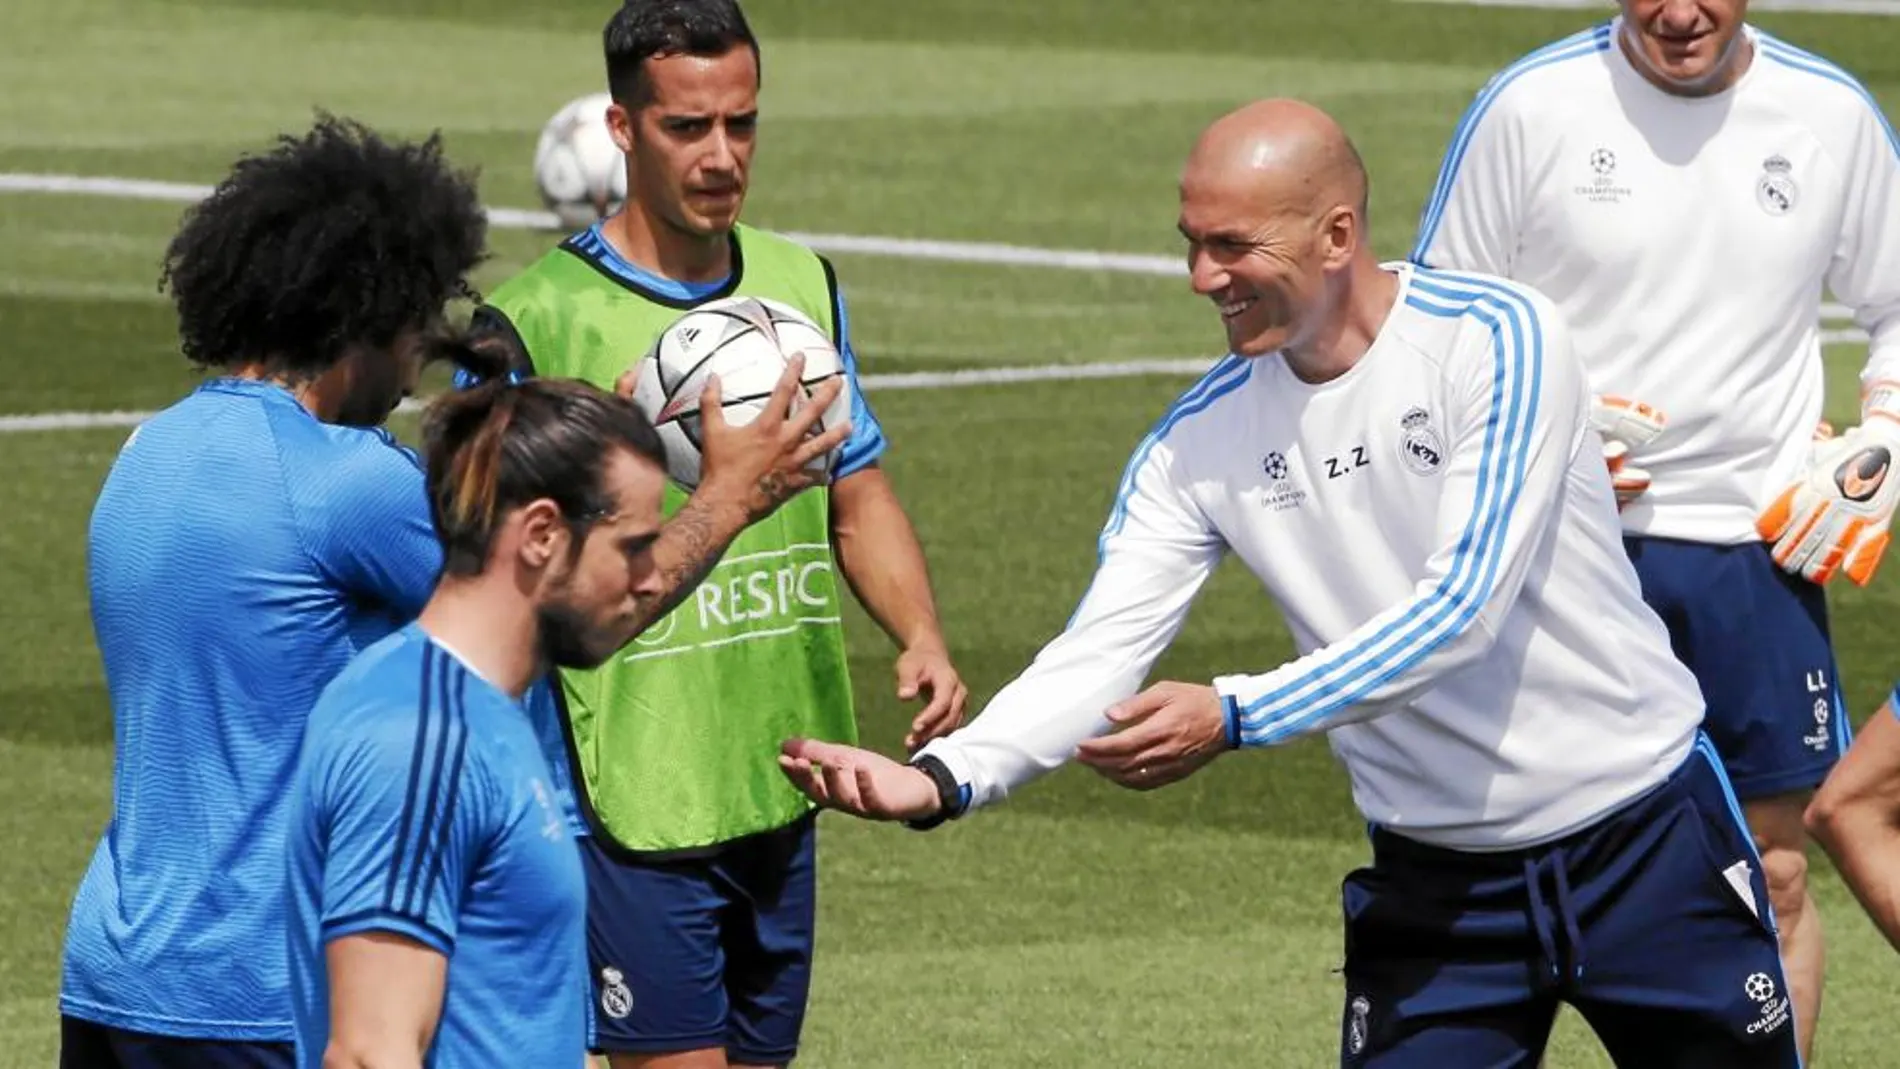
[1757,382,1900,586]
[1591,395,1667,510]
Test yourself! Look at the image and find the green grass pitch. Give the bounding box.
[2,0,1898,1064]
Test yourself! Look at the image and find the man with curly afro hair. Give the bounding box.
[57,114,494,1069]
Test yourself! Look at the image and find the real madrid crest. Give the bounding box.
[1348,995,1372,1056]
[1757,155,1796,216]
[600,965,634,1019]
[1398,406,1445,476]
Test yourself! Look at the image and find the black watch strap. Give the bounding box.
[904,753,966,831]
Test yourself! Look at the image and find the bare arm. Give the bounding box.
[622,478,756,634]
[320,932,447,1069]
[830,464,967,749]
[1806,699,1900,953]
[831,465,943,650]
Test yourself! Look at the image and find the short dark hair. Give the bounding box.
[159,114,487,378]
[603,0,760,106]
[423,376,667,578]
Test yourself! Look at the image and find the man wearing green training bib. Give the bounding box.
[466,3,967,1067]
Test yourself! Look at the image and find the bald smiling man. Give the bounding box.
[772,99,1802,1068]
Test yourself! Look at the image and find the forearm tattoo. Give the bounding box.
[755,470,789,507]
[629,499,728,631]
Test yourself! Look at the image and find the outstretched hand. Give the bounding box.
[1074,682,1232,791]
[778,738,942,822]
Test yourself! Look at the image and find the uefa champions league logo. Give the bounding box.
[1578,146,1632,204]
[1804,697,1832,753]
[1744,971,1791,1037]
[1259,452,1307,512]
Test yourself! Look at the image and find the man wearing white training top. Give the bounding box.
[779,99,1800,1068]
[1408,3,1900,1056]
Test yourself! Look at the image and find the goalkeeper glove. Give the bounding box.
[1757,381,1900,586]
[1591,395,1667,510]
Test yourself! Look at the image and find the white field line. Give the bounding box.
[0,358,1221,434]
[0,172,1861,322]
[0,172,1186,278]
[5,327,1874,433]
[0,172,1869,434]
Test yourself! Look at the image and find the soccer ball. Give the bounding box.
[533,92,627,230]
[631,297,851,490]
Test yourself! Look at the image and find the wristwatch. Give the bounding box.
[903,753,967,831]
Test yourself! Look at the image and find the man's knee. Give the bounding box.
[1744,793,1814,914]
[1760,843,1811,916]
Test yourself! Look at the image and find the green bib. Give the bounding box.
[481,225,857,854]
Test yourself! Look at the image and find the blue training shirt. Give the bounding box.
[61,378,441,1039]
[285,625,587,1068]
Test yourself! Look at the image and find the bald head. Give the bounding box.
[1183,99,1369,222]
[1177,99,1387,362]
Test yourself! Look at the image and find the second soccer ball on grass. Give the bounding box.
[533,92,626,230]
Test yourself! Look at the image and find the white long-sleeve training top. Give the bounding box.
[914,264,1703,852]
[1410,18,1900,545]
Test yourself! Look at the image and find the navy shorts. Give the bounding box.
[582,814,817,1064]
[1338,736,1799,1067]
[59,1018,292,1069]
[1625,536,1850,799]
